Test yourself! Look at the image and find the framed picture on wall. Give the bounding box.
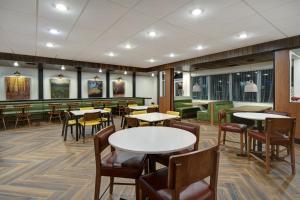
[50,78,70,99]
[5,76,31,100]
[113,80,125,97]
[88,80,103,97]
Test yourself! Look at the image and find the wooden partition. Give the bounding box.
[159,69,174,113]
[274,50,300,139]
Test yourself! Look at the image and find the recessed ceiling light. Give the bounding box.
[13,61,19,67]
[55,3,67,11]
[61,65,65,70]
[169,53,175,58]
[148,31,157,37]
[46,42,54,48]
[108,52,115,57]
[239,32,248,39]
[176,71,181,74]
[151,73,155,77]
[125,44,132,49]
[124,70,127,75]
[49,28,59,35]
[191,8,202,16]
[99,68,102,73]
[149,59,155,63]
[196,45,203,50]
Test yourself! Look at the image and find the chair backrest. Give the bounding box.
[168,146,219,199]
[126,117,139,128]
[67,102,79,111]
[14,104,31,115]
[104,107,112,112]
[102,101,111,107]
[127,100,136,105]
[170,120,200,151]
[80,107,94,111]
[92,101,102,108]
[132,110,147,115]
[128,104,138,107]
[83,112,100,121]
[147,107,159,113]
[94,125,116,165]
[124,107,131,115]
[264,110,290,116]
[48,103,61,112]
[0,105,6,116]
[218,110,227,124]
[166,111,180,116]
[265,118,296,141]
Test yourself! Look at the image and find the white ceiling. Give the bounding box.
[0,0,299,68]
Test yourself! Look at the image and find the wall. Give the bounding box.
[0,66,38,100]
[81,72,106,98]
[136,75,157,105]
[110,73,132,97]
[43,69,78,99]
[275,50,300,139]
[182,72,191,96]
[294,59,300,97]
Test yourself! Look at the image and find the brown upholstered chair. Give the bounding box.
[149,120,200,171]
[218,110,247,155]
[139,146,220,200]
[125,116,140,128]
[14,104,31,128]
[0,105,6,130]
[48,103,62,123]
[117,100,127,116]
[121,107,131,128]
[94,125,146,200]
[147,107,159,113]
[248,118,296,174]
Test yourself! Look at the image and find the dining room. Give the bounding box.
[0,1,300,200]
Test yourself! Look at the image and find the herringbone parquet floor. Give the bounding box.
[0,117,299,200]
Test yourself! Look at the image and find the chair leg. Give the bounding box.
[94,171,101,200]
[59,114,62,123]
[62,122,66,136]
[2,118,6,130]
[291,143,296,174]
[15,117,19,128]
[240,133,244,155]
[64,125,68,141]
[49,115,52,123]
[135,179,140,200]
[109,177,114,195]
[217,129,222,146]
[222,131,226,145]
[27,117,31,126]
[248,135,252,160]
[265,142,271,174]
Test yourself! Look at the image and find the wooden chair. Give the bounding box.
[218,110,247,155]
[62,112,77,141]
[147,107,159,113]
[149,120,200,171]
[132,110,149,126]
[80,107,94,110]
[125,117,140,128]
[48,103,62,123]
[102,101,111,109]
[139,146,220,200]
[102,108,114,127]
[117,100,127,116]
[162,110,180,127]
[121,107,131,129]
[248,118,296,174]
[92,101,102,109]
[94,125,146,200]
[66,102,79,111]
[79,112,102,142]
[0,105,6,130]
[14,104,31,128]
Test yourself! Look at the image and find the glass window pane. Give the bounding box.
[210,74,229,100]
[191,76,208,99]
[261,69,273,102]
[232,71,257,102]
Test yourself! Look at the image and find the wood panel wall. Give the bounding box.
[275,50,300,139]
[159,69,174,113]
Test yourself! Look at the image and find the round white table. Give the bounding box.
[108,126,196,154]
[128,106,148,111]
[233,112,290,121]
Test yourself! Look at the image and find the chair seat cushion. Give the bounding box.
[139,168,212,200]
[220,123,247,133]
[101,151,146,178]
[249,130,290,145]
[79,119,101,126]
[140,121,150,126]
[67,119,76,125]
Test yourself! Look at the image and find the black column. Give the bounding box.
[106,70,110,98]
[38,63,44,100]
[133,72,136,97]
[77,67,82,99]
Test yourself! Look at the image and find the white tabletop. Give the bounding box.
[108,126,196,154]
[70,109,109,116]
[233,112,290,121]
[128,105,149,110]
[130,112,179,122]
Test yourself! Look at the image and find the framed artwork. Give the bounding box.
[88,80,103,97]
[5,76,30,100]
[113,80,125,97]
[50,78,70,99]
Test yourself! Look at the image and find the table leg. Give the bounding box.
[257,121,263,152]
[75,116,79,141]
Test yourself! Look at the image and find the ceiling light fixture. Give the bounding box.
[13,61,19,67]
[169,53,175,58]
[124,70,127,75]
[61,65,65,70]
[49,28,59,35]
[108,52,115,57]
[148,31,157,37]
[151,73,155,77]
[46,42,54,48]
[149,59,155,63]
[99,68,102,73]
[239,32,248,39]
[125,44,132,49]
[196,45,203,50]
[191,8,202,16]
[55,3,67,11]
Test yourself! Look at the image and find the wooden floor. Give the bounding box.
[0,117,300,200]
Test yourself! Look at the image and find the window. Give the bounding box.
[210,74,229,100]
[191,76,208,99]
[232,71,257,102]
[261,69,274,102]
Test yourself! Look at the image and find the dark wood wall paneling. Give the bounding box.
[106,71,110,98]
[132,72,136,97]
[37,63,43,100]
[77,67,82,98]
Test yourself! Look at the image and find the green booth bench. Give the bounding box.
[197,101,233,124]
[0,97,150,124]
[174,97,200,119]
